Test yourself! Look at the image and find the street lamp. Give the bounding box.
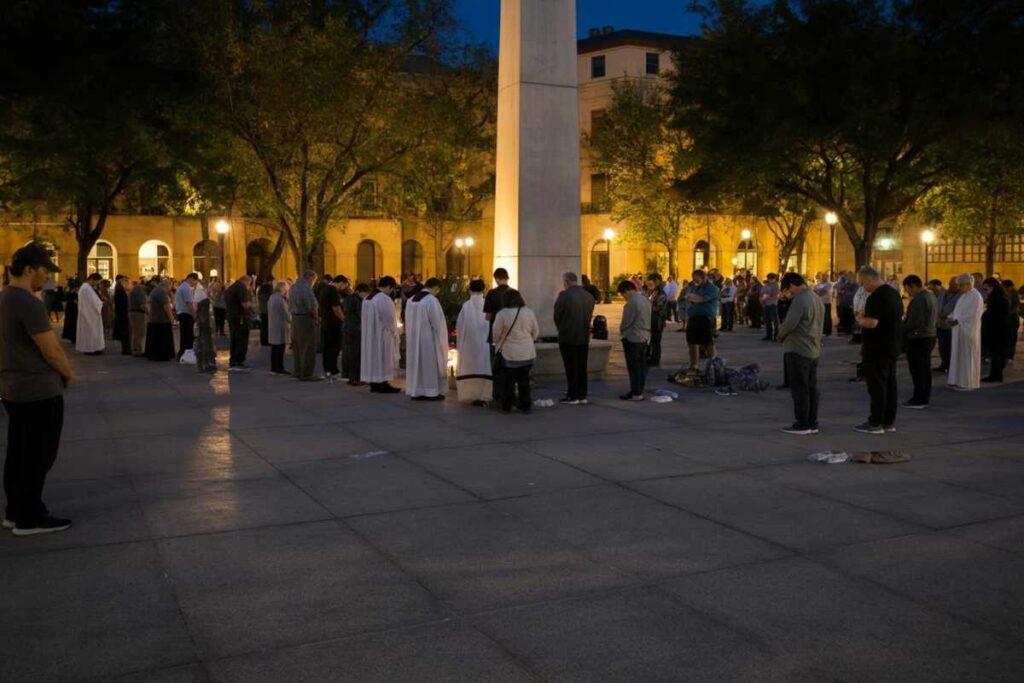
[921,229,935,282]
[454,236,474,278]
[740,229,752,269]
[464,236,474,277]
[824,212,839,279]
[602,228,615,303]
[215,219,230,282]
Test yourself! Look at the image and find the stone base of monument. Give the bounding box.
[531,340,614,380]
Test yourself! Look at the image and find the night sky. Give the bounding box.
[453,0,703,47]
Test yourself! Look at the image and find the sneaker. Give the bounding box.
[576,398,589,405]
[853,422,885,434]
[904,401,928,410]
[619,393,644,401]
[2,518,14,530]
[558,397,575,404]
[12,516,72,537]
[781,424,815,435]
[228,365,251,373]
[883,424,896,433]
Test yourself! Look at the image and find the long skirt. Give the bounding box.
[144,323,176,361]
[62,303,78,343]
[341,332,360,380]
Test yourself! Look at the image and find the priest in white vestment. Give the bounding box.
[947,273,984,391]
[76,273,106,354]
[455,279,493,404]
[404,278,449,400]
[360,276,401,393]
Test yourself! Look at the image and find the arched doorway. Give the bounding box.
[402,240,424,278]
[356,240,382,284]
[445,247,466,278]
[589,239,610,297]
[693,240,711,271]
[192,240,220,278]
[246,238,273,278]
[736,239,756,272]
[138,240,168,279]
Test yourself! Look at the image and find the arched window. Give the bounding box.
[736,238,756,272]
[192,240,220,278]
[643,247,668,276]
[356,240,382,284]
[402,240,424,278]
[445,247,466,278]
[139,241,170,279]
[86,240,116,279]
[693,240,710,271]
[246,238,273,278]
[589,239,610,296]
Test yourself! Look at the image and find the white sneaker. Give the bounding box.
[2,519,14,530]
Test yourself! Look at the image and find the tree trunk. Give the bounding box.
[73,205,101,281]
[667,246,677,280]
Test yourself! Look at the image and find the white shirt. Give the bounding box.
[174,283,195,316]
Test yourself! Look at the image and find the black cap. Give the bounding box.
[12,242,61,273]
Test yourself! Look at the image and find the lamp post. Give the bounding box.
[464,236,474,278]
[824,212,838,280]
[921,229,935,282]
[603,228,615,303]
[215,219,231,282]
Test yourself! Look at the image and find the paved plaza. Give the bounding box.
[2,307,1023,682]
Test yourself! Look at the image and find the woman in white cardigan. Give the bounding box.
[490,288,541,413]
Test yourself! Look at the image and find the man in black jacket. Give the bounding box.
[645,273,669,366]
[902,275,937,408]
[854,266,904,433]
[553,272,595,404]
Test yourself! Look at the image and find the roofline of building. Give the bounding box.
[577,29,694,55]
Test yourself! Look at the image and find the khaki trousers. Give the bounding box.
[129,312,146,355]
[291,315,317,379]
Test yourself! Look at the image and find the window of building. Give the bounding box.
[402,240,424,278]
[88,241,115,279]
[736,238,756,271]
[693,240,710,271]
[590,109,608,137]
[927,236,1024,264]
[192,240,220,278]
[590,174,608,207]
[590,239,610,297]
[356,240,382,284]
[591,55,606,79]
[138,240,169,279]
[646,52,660,75]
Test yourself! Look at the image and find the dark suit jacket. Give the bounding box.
[553,285,595,345]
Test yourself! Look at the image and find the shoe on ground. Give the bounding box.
[619,393,644,401]
[904,401,928,409]
[12,516,72,537]
[853,422,885,434]
[377,384,401,394]
[981,376,1001,383]
[781,424,817,435]
[2,518,14,530]
[558,397,575,404]
[411,395,445,401]
[228,365,251,373]
[884,424,896,432]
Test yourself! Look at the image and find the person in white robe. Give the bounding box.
[455,279,492,404]
[947,273,984,391]
[76,273,106,354]
[360,276,401,393]
[404,278,449,400]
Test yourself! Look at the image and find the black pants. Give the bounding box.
[668,300,680,323]
[176,313,194,359]
[647,324,664,366]
[291,315,317,379]
[763,305,779,340]
[784,353,819,429]
[259,315,269,346]
[227,314,249,366]
[987,343,1007,381]
[322,325,341,375]
[270,344,286,374]
[500,364,532,411]
[937,327,952,370]
[720,302,735,330]
[214,307,226,336]
[342,333,360,380]
[906,337,936,404]
[863,355,898,427]
[822,304,832,336]
[3,396,64,524]
[559,343,589,400]
[623,340,648,396]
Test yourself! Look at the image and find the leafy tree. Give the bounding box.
[0,0,176,279]
[588,79,695,279]
[173,0,458,272]
[745,195,817,273]
[671,0,1014,268]
[922,127,1024,276]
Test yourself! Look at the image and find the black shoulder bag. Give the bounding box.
[492,307,521,373]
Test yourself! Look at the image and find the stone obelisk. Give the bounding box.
[494,0,581,338]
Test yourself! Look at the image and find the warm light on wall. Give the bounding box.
[921,229,935,244]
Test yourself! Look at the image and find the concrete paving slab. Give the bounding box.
[160,520,447,659]
[948,515,1024,557]
[278,454,477,517]
[208,621,533,683]
[113,431,276,479]
[521,432,718,481]
[660,556,1024,682]
[0,542,195,682]
[348,503,632,613]
[346,415,495,452]
[230,423,379,465]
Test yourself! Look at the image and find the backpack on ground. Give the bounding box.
[735,363,769,392]
[703,356,730,387]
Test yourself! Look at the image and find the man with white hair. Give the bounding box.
[854,266,904,434]
[947,273,984,391]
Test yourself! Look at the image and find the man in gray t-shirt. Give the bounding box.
[760,275,782,341]
[0,243,75,536]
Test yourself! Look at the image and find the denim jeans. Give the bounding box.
[763,305,780,339]
[622,339,648,396]
[720,302,735,330]
[906,337,936,404]
[784,353,819,429]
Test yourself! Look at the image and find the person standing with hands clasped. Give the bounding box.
[0,243,75,536]
[901,275,937,408]
[854,266,904,434]
[617,280,651,401]
[776,273,823,435]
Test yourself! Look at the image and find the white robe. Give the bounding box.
[947,288,983,390]
[76,283,106,353]
[360,290,400,383]
[455,294,492,402]
[404,292,449,397]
